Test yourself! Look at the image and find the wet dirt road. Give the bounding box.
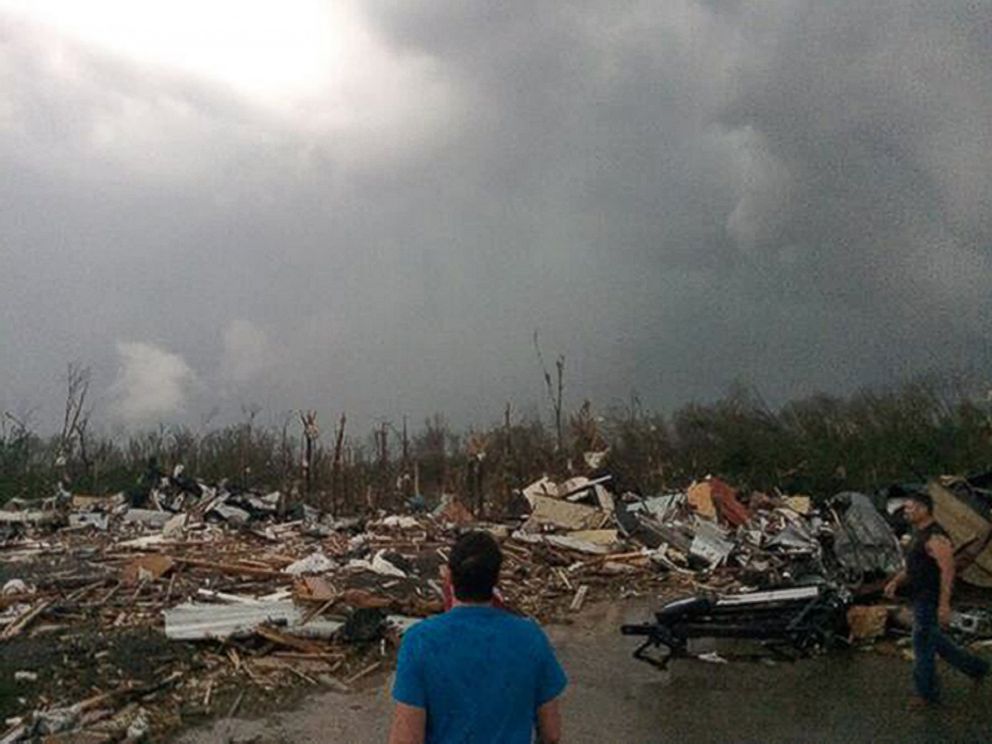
[176,600,991,744]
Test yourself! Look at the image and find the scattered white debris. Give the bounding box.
[283,551,336,576]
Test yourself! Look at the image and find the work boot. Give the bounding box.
[906,695,937,711]
[971,668,988,692]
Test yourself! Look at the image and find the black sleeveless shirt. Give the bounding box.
[905,521,949,601]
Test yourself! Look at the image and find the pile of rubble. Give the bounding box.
[516,475,903,590]
[2,468,991,741]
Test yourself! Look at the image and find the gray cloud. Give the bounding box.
[2,2,991,435]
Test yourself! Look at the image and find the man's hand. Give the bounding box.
[536,698,562,744]
[883,570,905,600]
[939,602,952,628]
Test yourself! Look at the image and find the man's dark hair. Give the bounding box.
[906,491,934,514]
[449,530,502,602]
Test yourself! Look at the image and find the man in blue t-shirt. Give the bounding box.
[388,531,567,744]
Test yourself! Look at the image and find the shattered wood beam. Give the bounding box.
[255,625,327,654]
[345,661,382,685]
[271,651,345,662]
[569,585,589,612]
[0,598,55,641]
[170,556,286,579]
[584,550,647,565]
[0,593,42,610]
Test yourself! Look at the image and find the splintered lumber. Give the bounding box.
[0,510,61,526]
[121,555,175,586]
[0,592,41,610]
[569,585,589,612]
[345,661,382,685]
[255,625,326,653]
[120,509,173,527]
[339,589,392,609]
[577,550,649,568]
[294,576,337,602]
[227,690,246,718]
[0,598,55,640]
[170,556,286,579]
[301,598,337,625]
[528,495,603,531]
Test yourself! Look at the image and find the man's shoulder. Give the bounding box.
[925,522,951,542]
[926,526,953,549]
[407,609,545,641]
[488,612,552,649]
[504,612,545,636]
[402,612,447,641]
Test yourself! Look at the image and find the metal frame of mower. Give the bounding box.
[620,584,850,670]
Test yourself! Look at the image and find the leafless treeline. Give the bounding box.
[2,371,991,513]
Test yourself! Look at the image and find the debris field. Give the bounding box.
[2,469,992,742]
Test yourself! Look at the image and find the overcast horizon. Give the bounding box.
[2,1,991,436]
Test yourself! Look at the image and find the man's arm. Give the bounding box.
[536,698,562,744]
[927,535,955,627]
[883,569,907,599]
[388,702,426,744]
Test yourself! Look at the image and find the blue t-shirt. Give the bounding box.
[392,606,567,744]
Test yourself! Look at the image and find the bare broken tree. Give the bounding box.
[299,410,319,499]
[2,409,35,497]
[277,411,295,485]
[58,362,91,485]
[466,431,489,518]
[330,413,347,516]
[375,420,391,510]
[533,331,564,452]
[389,416,414,506]
[239,404,261,489]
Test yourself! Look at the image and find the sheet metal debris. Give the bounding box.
[831,492,904,577]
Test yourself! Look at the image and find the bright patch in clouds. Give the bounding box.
[0,0,362,106]
[111,341,195,424]
[1,0,455,165]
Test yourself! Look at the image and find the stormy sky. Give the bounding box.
[2,1,991,435]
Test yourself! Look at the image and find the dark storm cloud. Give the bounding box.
[717,2,992,389]
[2,2,991,435]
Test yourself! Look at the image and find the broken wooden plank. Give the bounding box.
[345,661,381,684]
[254,624,326,654]
[0,598,55,640]
[294,576,337,602]
[171,556,286,579]
[569,585,589,612]
[121,554,175,586]
[528,494,603,531]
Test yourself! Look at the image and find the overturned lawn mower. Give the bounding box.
[620,584,851,669]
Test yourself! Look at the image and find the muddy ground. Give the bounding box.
[174,600,992,744]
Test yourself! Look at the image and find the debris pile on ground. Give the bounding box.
[2,467,992,741]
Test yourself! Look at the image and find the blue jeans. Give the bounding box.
[913,598,989,701]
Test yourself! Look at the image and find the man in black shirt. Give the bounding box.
[884,492,989,707]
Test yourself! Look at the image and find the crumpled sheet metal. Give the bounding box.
[164,600,301,640]
[832,492,903,575]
